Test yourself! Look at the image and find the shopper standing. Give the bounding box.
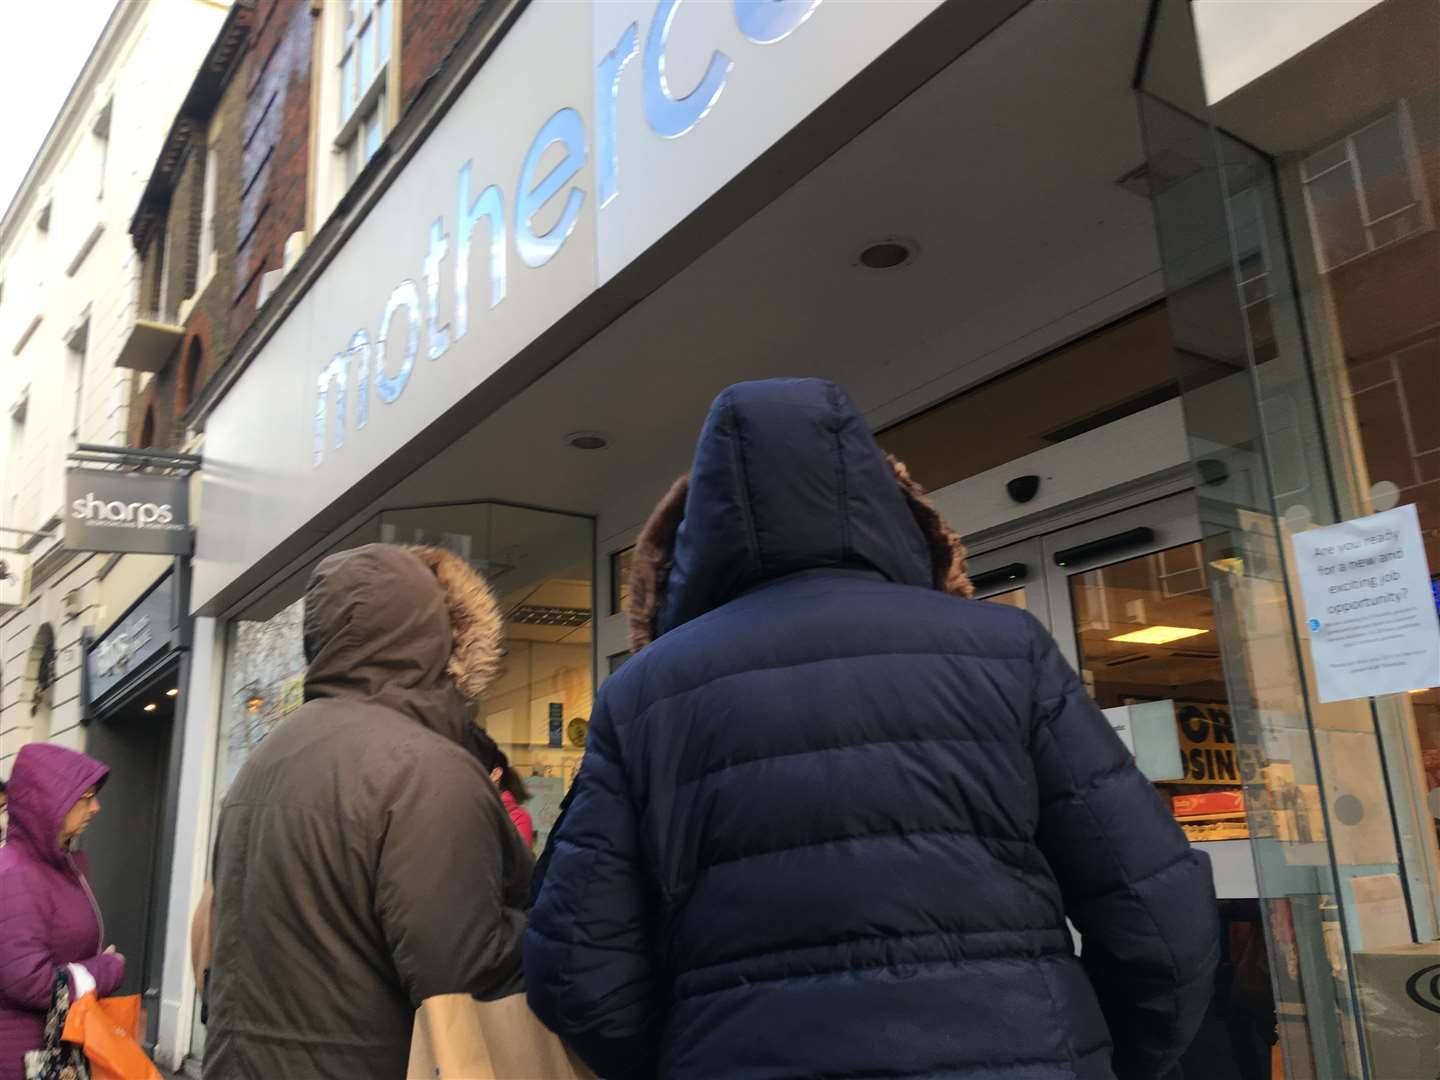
[205,545,532,1080]
[0,745,125,1080]
[468,727,537,849]
[526,378,1219,1080]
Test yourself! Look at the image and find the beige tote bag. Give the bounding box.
[407,993,597,1080]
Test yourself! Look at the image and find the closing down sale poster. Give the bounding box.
[1293,504,1440,703]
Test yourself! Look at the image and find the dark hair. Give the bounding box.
[468,726,530,804]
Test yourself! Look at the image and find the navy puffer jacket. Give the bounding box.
[526,379,1218,1079]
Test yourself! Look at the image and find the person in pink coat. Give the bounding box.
[469,728,536,849]
[0,745,125,1080]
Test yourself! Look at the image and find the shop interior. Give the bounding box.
[84,661,180,1050]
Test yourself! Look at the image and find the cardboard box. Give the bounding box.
[1353,942,1440,1080]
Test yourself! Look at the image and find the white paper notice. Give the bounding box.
[1293,504,1440,703]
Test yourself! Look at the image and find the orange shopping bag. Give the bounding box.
[60,965,161,1080]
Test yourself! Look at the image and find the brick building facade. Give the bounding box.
[129,0,490,455]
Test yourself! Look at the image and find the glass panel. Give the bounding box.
[1306,164,1369,269]
[207,504,593,943]
[377,503,595,851]
[1366,205,1423,249]
[1302,139,1350,182]
[1069,544,1285,1078]
[364,105,382,162]
[1141,3,1440,1074]
[340,52,356,122]
[1353,111,1415,223]
[983,587,1027,611]
[360,21,375,89]
[1139,32,1368,1071]
[610,545,634,614]
[377,0,391,66]
[1071,545,1229,783]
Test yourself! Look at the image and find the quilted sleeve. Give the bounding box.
[1026,615,1219,1080]
[0,871,62,1010]
[525,695,660,1080]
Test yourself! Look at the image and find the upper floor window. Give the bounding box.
[65,317,89,441]
[184,338,204,411]
[138,404,156,450]
[197,142,219,286]
[1301,102,1433,272]
[339,0,392,183]
[92,97,112,202]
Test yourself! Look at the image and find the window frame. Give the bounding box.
[197,142,219,288]
[334,0,393,178]
[1300,100,1433,272]
[609,544,635,615]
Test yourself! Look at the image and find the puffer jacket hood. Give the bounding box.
[629,378,972,648]
[303,543,502,746]
[4,743,108,871]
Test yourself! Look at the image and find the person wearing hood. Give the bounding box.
[0,744,125,1080]
[204,545,532,1080]
[525,378,1219,1080]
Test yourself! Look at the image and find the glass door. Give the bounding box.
[967,537,1046,616]
[977,493,1284,1080]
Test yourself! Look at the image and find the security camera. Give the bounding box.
[1006,475,1041,504]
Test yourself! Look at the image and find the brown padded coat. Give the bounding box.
[205,544,531,1080]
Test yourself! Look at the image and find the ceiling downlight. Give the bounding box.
[854,238,917,272]
[564,431,611,451]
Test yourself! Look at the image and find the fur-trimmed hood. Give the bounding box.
[303,543,503,742]
[629,379,972,650]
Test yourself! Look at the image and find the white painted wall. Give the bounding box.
[0,0,228,767]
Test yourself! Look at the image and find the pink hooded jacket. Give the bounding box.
[0,744,125,1080]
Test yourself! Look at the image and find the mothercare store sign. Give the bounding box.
[1293,504,1440,703]
[193,0,943,611]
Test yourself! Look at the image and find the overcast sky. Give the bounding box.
[0,0,115,221]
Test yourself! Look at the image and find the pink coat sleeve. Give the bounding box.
[79,950,126,998]
[502,791,535,848]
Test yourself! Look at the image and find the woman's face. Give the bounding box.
[59,787,101,845]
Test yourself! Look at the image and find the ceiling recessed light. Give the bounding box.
[166,688,179,697]
[856,239,915,271]
[1109,626,1208,646]
[565,431,610,451]
[143,703,157,713]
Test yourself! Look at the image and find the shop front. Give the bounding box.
[82,567,188,1052]
[180,0,1438,1075]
